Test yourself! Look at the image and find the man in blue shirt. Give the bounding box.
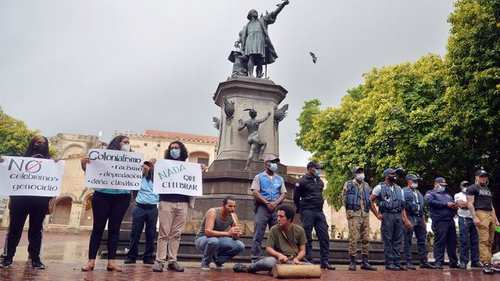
[425,177,458,269]
[125,160,159,264]
[249,155,286,262]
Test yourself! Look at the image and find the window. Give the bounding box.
[197,157,209,166]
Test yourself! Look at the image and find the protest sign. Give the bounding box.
[153,159,202,196]
[85,149,143,190]
[0,156,65,197]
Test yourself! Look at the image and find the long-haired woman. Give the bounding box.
[1,135,54,269]
[80,135,132,272]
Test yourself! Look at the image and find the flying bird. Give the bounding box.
[309,52,317,64]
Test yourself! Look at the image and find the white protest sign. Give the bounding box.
[153,159,203,197]
[0,156,65,197]
[85,149,143,190]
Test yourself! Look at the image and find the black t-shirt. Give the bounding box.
[466,184,493,211]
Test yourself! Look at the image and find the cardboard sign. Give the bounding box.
[0,156,65,197]
[85,149,143,190]
[153,159,202,196]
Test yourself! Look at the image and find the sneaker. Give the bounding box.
[386,264,400,271]
[482,264,494,275]
[433,263,444,270]
[458,263,467,270]
[143,258,155,265]
[471,262,483,268]
[201,263,210,271]
[1,257,13,268]
[420,262,437,269]
[168,261,185,272]
[31,259,46,270]
[406,264,417,270]
[124,258,136,264]
[397,264,407,271]
[152,261,164,272]
[215,262,224,271]
[233,263,249,273]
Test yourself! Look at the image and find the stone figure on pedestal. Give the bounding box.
[231,0,289,78]
[238,109,271,169]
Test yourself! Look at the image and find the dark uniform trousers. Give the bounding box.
[301,209,330,265]
[381,212,403,266]
[403,215,428,265]
[432,220,458,265]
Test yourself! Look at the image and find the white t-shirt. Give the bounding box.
[454,192,471,218]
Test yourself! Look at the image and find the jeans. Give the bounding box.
[251,205,277,261]
[127,204,158,261]
[195,236,245,266]
[458,216,479,265]
[432,220,458,265]
[301,209,330,265]
[250,257,311,272]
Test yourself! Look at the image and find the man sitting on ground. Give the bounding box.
[195,196,245,271]
[234,205,307,273]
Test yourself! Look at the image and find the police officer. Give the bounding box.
[342,167,377,271]
[370,168,406,271]
[425,177,458,269]
[466,169,499,274]
[249,155,286,262]
[293,161,335,270]
[402,174,436,270]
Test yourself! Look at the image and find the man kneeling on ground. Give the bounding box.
[195,196,245,271]
[234,205,307,273]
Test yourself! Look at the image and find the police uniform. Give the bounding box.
[373,171,405,269]
[294,170,330,267]
[343,173,376,270]
[402,177,430,268]
[249,169,286,261]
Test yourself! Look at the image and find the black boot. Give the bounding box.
[361,255,377,271]
[349,256,357,271]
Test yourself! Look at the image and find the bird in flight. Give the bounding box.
[309,52,318,64]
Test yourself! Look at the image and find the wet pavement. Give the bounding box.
[0,230,498,281]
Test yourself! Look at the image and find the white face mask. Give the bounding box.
[411,183,418,189]
[269,163,278,172]
[121,144,130,152]
[355,173,365,181]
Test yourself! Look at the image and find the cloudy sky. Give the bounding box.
[0,0,454,166]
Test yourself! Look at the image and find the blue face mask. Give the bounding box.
[269,163,278,172]
[314,169,321,177]
[436,185,446,192]
[170,148,181,159]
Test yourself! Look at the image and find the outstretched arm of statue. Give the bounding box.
[265,0,289,24]
[256,112,272,124]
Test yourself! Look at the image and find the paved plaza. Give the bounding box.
[0,230,497,281]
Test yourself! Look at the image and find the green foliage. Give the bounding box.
[0,108,37,156]
[296,0,500,210]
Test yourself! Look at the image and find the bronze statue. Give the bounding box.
[234,0,289,78]
[238,109,271,169]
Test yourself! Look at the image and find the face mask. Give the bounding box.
[355,173,365,181]
[170,148,181,159]
[269,163,278,172]
[461,187,467,193]
[411,183,418,189]
[436,185,446,192]
[314,169,321,177]
[387,175,397,183]
[121,144,130,152]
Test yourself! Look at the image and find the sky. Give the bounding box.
[0,0,454,166]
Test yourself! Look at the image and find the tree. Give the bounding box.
[0,108,37,156]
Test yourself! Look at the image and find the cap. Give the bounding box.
[263,155,280,163]
[475,169,489,177]
[352,166,364,174]
[460,180,469,188]
[383,168,396,177]
[307,161,321,169]
[434,177,447,185]
[405,174,419,181]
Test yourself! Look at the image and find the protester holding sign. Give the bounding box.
[152,141,194,273]
[80,135,132,272]
[124,160,159,265]
[0,136,55,269]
